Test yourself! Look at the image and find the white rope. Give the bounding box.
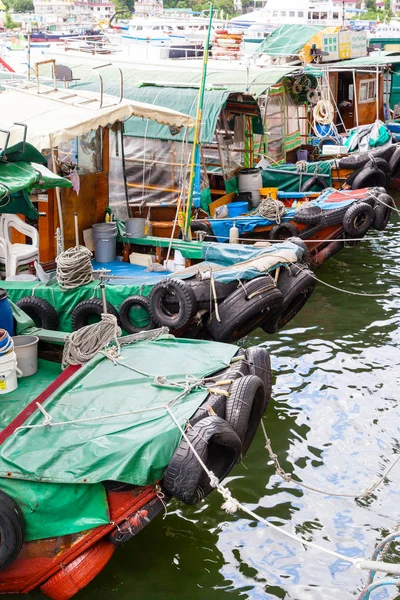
[307,271,391,298]
[62,313,121,368]
[252,198,287,223]
[260,420,400,500]
[56,246,93,291]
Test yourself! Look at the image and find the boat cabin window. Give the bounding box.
[312,12,319,20]
[289,11,295,17]
[308,12,312,19]
[320,12,328,20]
[272,11,278,16]
[280,11,286,16]
[333,12,339,19]
[298,11,304,17]
[359,80,376,103]
[57,128,103,175]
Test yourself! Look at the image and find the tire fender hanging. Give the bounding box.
[119,295,155,334]
[0,490,25,572]
[300,175,329,193]
[148,278,197,330]
[373,193,394,231]
[162,415,242,504]
[244,347,272,410]
[343,201,374,237]
[270,222,300,241]
[71,299,120,331]
[16,296,59,330]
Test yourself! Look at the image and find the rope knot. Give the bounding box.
[208,471,220,489]
[154,375,167,386]
[218,485,239,514]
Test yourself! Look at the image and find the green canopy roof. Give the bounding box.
[257,24,325,57]
[319,50,400,68]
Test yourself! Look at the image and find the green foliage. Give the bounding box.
[365,0,376,9]
[114,0,134,18]
[360,6,393,20]
[162,0,235,17]
[4,11,16,27]
[9,0,34,12]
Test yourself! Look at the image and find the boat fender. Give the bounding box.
[225,375,266,457]
[320,204,349,227]
[263,264,316,334]
[298,222,325,240]
[307,89,321,105]
[206,276,283,343]
[162,415,242,504]
[350,166,387,190]
[148,278,197,330]
[294,204,323,225]
[318,136,340,151]
[244,347,272,409]
[189,220,216,241]
[40,541,115,600]
[0,490,25,572]
[71,299,120,331]
[373,193,394,231]
[339,144,396,171]
[300,175,329,193]
[312,240,345,265]
[270,222,300,240]
[119,295,155,334]
[343,202,374,237]
[286,236,311,263]
[365,157,391,176]
[185,278,238,311]
[16,296,59,330]
[388,145,400,178]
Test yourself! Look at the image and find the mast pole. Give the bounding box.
[183,4,213,241]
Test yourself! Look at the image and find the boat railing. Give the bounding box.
[62,35,119,55]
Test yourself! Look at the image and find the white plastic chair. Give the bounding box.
[0,214,39,278]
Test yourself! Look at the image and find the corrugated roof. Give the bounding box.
[322,51,400,68]
[257,24,326,57]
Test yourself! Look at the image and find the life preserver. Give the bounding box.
[270,222,299,240]
[244,346,272,408]
[149,279,197,330]
[0,490,25,572]
[40,541,115,600]
[16,296,58,330]
[162,415,242,504]
[206,275,283,343]
[71,299,120,331]
[119,296,155,334]
[300,175,329,193]
[225,374,266,456]
[343,202,374,237]
[373,193,394,231]
[294,204,323,225]
[263,264,316,334]
[350,166,387,190]
[388,145,400,177]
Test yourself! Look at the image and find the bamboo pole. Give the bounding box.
[183,5,213,241]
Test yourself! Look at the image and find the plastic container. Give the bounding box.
[238,168,262,208]
[260,187,278,200]
[233,191,252,203]
[296,149,308,162]
[13,335,39,377]
[0,289,14,337]
[5,274,38,282]
[174,250,186,269]
[125,218,146,238]
[92,223,117,263]
[228,202,248,218]
[0,350,18,394]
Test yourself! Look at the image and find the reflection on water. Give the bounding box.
[24,211,400,600]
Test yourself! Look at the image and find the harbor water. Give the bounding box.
[16,207,400,599]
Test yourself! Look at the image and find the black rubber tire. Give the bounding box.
[298,222,325,240]
[186,279,238,311]
[263,264,316,333]
[190,220,216,242]
[365,157,391,176]
[16,296,59,330]
[373,193,394,231]
[225,375,266,457]
[149,278,197,330]
[321,205,349,227]
[350,167,387,190]
[388,145,400,177]
[270,223,299,241]
[206,276,283,343]
[294,204,323,225]
[245,346,272,409]
[119,296,155,334]
[162,415,242,504]
[189,394,227,427]
[343,202,374,237]
[300,175,329,193]
[71,299,120,331]
[339,145,396,170]
[0,490,25,571]
[318,136,340,150]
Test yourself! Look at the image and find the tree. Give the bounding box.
[113,0,134,18]
[9,0,34,12]
[365,0,377,9]
[4,11,16,27]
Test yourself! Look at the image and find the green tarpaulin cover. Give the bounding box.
[0,338,237,486]
[260,161,333,192]
[258,24,325,57]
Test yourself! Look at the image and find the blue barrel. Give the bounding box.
[0,289,15,337]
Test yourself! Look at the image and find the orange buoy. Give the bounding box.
[40,541,115,600]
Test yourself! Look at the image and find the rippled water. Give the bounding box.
[23,206,400,600]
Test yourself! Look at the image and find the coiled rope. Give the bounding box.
[252,198,287,223]
[56,246,93,291]
[62,313,121,368]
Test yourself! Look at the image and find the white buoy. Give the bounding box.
[229,220,239,244]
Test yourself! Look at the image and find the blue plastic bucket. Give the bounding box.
[227,202,248,217]
[0,290,14,337]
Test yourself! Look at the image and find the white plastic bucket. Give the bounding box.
[0,350,18,394]
[125,218,146,237]
[13,335,39,377]
[238,168,263,208]
[174,250,186,269]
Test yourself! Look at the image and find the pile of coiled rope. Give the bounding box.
[56,246,93,291]
[253,198,286,223]
[62,313,121,368]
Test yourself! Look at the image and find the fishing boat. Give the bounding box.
[0,301,272,598]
